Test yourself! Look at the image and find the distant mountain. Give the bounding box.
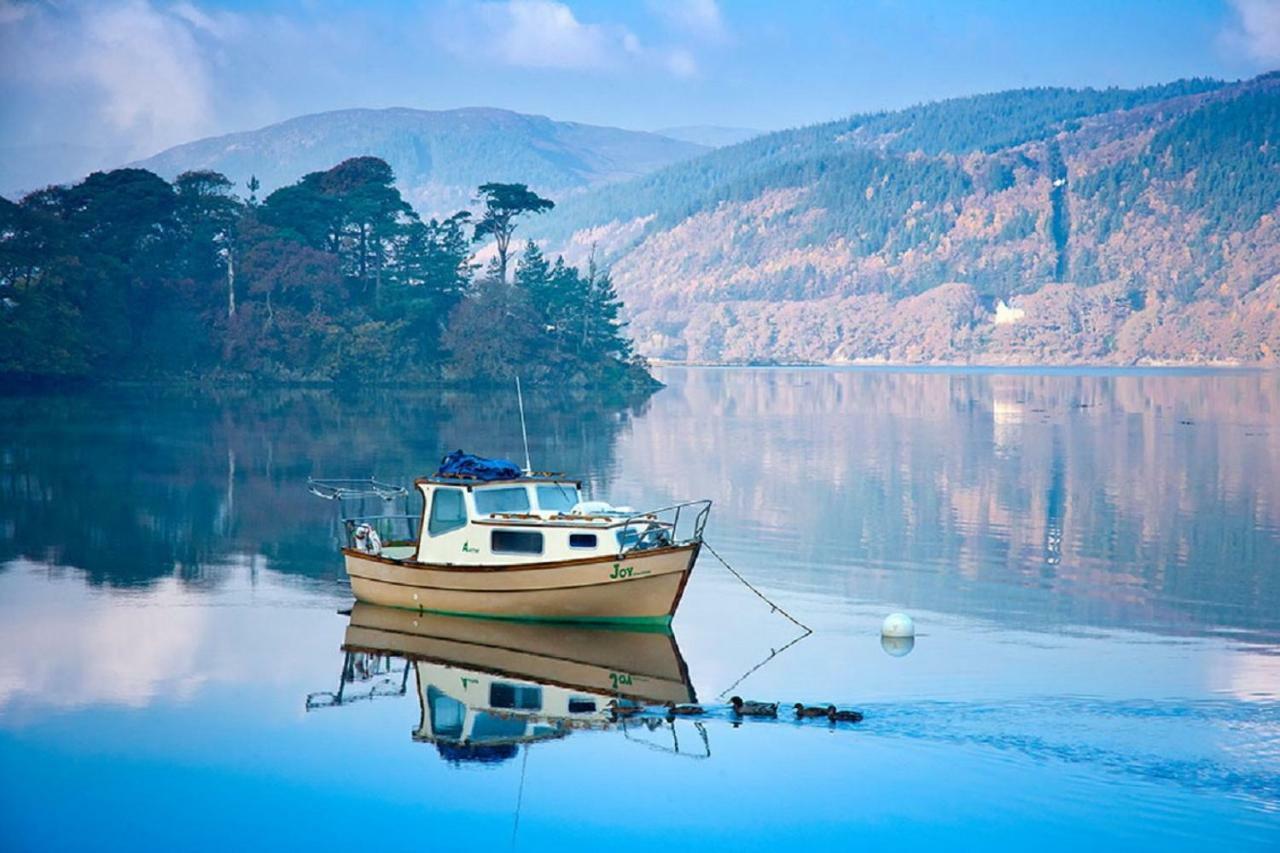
[538,74,1280,365]
[130,107,708,215]
[655,125,762,147]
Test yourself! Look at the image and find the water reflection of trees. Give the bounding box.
[631,368,1280,638]
[6,369,1277,639]
[0,386,647,588]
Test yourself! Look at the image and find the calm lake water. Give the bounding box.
[2,366,1278,850]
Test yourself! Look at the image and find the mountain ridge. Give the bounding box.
[534,73,1280,365]
[128,106,708,216]
[654,125,763,147]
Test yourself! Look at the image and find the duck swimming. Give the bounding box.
[665,702,705,717]
[826,706,864,723]
[730,696,778,717]
[793,703,830,719]
[608,699,644,719]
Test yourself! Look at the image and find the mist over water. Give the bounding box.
[1,367,1278,850]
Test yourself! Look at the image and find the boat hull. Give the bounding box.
[343,543,699,624]
[342,603,695,705]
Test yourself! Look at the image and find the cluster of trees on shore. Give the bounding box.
[0,157,653,389]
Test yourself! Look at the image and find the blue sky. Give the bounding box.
[0,0,1277,165]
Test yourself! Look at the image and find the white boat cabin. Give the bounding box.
[414,660,610,754]
[409,474,663,566]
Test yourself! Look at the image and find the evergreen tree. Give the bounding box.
[174,170,242,318]
[383,212,475,360]
[473,183,554,283]
[580,257,631,363]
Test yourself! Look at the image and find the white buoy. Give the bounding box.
[882,612,915,639]
[881,635,915,657]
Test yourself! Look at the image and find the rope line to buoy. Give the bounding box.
[703,540,813,634]
[714,630,811,701]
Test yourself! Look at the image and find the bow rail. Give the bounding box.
[616,500,712,556]
[307,477,407,501]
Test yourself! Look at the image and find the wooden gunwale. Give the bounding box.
[468,516,664,528]
[344,574,673,595]
[341,542,695,573]
[342,622,689,683]
[346,639,688,704]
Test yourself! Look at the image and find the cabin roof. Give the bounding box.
[414,473,581,488]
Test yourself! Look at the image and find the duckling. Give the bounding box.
[730,696,778,717]
[607,699,644,719]
[825,705,864,723]
[794,703,830,719]
[665,702,704,718]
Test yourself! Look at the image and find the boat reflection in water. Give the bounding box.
[307,603,705,764]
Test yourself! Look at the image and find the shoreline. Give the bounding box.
[648,358,1275,373]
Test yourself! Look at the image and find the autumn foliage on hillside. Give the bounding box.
[540,74,1280,365]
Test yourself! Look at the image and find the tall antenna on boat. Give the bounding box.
[515,376,532,474]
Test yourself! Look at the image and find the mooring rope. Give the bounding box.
[703,540,812,633]
[714,631,812,701]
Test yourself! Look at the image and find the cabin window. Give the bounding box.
[471,713,527,742]
[428,488,467,536]
[491,530,543,554]
[474,487,531,516]
[568,697,597,713]
[569,533,597,549]
[490,682,542,711]
[427,687,465,739]
[536,484,579,512]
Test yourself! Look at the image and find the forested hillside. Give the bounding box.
[537,74,1280,364]
[128,107,706,218]
[0,158,653,389]
[5,75,1277,378]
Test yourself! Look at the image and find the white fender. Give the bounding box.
[353,523,383,555]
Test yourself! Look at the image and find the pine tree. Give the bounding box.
[580,254,631,362]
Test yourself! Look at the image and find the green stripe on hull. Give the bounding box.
[376,603,675,633]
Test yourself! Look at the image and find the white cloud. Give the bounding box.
[445,0,624,70]
[665,48,698,78]
[78,1,219,153]
[649,0,726,41]
[0,0,230,158]
[170,1,245,41]
[1223,0,1280,64]
[440,0,701,76]
[0,0,31,26]
[0,557,339,715]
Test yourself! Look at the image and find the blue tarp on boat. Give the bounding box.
[436,450,523,481]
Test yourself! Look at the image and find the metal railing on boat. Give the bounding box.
[341,514,422,549]
[308,478,418,548]
[305,650,411,710]
[307,477,407,501]
[616,499,712,556]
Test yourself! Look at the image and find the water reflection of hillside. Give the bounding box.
[0,387,647,588]
[4,370,1277,642]
[629,368,1280,641]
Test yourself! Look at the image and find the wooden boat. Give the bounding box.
[344,602,696,706]
[315,458,711,625]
